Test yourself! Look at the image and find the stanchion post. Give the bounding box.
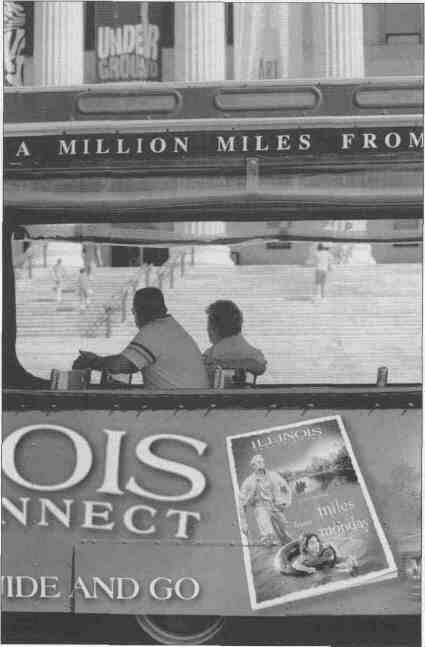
[121,289,128,323]
[105,306,112,338]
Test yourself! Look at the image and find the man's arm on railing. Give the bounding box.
[74,351,138,374]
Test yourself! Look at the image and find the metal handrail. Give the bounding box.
[85,247,194,338]
[85,265,146,338]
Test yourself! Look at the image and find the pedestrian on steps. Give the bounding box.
[78,268,91,311]
[313,243,332,301]
[52,258,66,304]
[81,244,93,276]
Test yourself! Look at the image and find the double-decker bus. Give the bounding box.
[3,78,422,645]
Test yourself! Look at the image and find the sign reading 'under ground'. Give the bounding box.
[94,2,162,82]
[5,127,424,168]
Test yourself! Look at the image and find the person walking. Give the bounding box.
[313,243,332,300]
[81,244,92,276]
[78,268,91,311]
[51,258,66,303]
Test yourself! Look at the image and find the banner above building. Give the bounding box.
[5,127,424,169]
[94,2,162,83]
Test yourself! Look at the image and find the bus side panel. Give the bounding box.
[2,534,73,612]
[2,408,420,615]
[73,541,416,616]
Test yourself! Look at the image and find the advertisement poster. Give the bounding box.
[95,2,162,82]
[2,2,423,646]
[227,416,397,610]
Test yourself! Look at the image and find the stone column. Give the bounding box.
[311,5,373,263]
[233,3,304,80]
[312,4,365,78]
[174,2,225,82]
[33,1,84,86]
[174,3,231,265]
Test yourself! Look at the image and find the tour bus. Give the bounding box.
[2,78,422,645]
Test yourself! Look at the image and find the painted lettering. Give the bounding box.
[58,139,77,155]
[362,132,378,149]
[82,501,114,530]
[15,140,31,157]
[384,131,402,149]
[341,133,355,150]
[277,134,291,151]
[97,429,126,495]
[216,136,235,153]
[298,133,311,150]
[166,509,201,539]
[2,424,93,491]
[123,504,157,535]
[126,434,207,502]
[409,131,424,149]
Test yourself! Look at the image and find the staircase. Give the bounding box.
[16,260,421,384]
[16,267,140,338]
[112,262,421,385]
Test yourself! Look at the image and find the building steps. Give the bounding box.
[15,262,421,384]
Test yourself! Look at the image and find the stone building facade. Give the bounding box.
[4,2,424,88]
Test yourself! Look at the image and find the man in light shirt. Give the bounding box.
[313,243,332,300]
[239,454,292,546]
[75,287,209,389]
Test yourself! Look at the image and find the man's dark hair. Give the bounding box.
[206,300,243,338]
[133,287,167,321]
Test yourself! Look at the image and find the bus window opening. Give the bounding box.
[13,219,422,388]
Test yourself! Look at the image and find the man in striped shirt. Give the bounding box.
[75,288,209,389]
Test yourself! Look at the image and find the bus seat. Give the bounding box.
[100,370,133,387]
[212,366,257,389]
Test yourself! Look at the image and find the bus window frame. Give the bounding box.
[4,192,423,223]
[4,208,422,408]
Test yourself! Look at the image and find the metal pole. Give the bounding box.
[376,366,389,386]
[105,307,112,338]
[121,290,127,323]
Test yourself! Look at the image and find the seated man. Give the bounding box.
[74,287,210,389]
[203,300,267,385]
